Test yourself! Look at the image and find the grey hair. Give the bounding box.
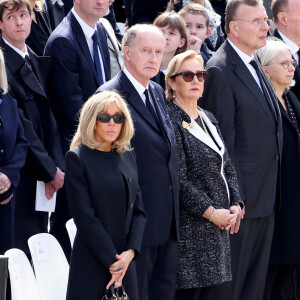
[122,23,165,48]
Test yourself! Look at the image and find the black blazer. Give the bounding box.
[270,91,300,264]
[273,29,300,102]
[44,11,111,154]
[0,92,28,254]
[45,0,65,29]
[0,92,29,202]
[201,40,283,218]
[98,71,180,247]
[65,145,146,299]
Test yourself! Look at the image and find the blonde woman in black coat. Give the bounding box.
[166,50,242,299]
[257,38,300,300]
[65,91,146,300]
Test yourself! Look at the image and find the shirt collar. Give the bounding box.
[227,38,255,65]
[123,67,149,97]
[2,37,29,59]
[72,8,97,39]
[277,30,299,56]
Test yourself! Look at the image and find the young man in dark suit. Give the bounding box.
[201,0,283,299]
[271,0,300,101]
[98,24,179,300]
[0,0,65,255]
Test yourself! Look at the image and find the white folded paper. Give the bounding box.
[35,181,57,212]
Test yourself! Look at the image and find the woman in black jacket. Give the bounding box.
[65,90,146,300]
[258,37,300,300]
[0,49,29,254]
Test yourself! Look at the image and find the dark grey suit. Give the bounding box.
[200,39,283,300]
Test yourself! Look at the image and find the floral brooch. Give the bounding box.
[182,120,195,130]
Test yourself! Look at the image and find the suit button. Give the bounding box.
[126,229,129,234]
[129,203,134,209]
[0,121,2,126]
[275,154,279,160]
[169,185,173,190]
[128,177,132,183]
[0,149,4,154]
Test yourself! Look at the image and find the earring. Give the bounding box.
[172,93,175,100]
[267,75,271,80]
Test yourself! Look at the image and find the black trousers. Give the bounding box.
[135,235,178,300]
[264,264,300,300]
[205,212,275,300]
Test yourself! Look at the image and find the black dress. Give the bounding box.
[65,145,146,300]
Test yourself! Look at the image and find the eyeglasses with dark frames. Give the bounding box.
[267,59,297,69]
[170,70,207,82]
[96,113,126,124]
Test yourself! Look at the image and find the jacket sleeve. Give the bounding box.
[173,121,213,217]
[65,150,118,268]
[0,99,29,188]
[18,107,57,183]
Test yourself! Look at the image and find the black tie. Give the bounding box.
[250,59,277,121]
[92,31,104,85]
[144,89,159,126]
[25,55,32,69]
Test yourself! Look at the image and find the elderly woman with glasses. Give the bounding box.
[65,90,146,300]
[165,50,242,299]
[257,38,300,300]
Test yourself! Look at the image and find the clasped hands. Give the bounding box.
[0,172,13,205]
[107,249,135,290]
[45,167,65,200]
[203,204,245,234]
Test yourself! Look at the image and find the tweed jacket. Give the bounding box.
[167,101,241,288]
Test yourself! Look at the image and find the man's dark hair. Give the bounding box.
[271,0,289,23]
[225,0,263,34]
[0,0,31,22]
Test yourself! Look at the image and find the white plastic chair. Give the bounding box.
[4,249,40,300]
[28,233,69,300]
[116,22,126,36]
[65,218,77,248]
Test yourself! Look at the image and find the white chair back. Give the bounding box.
[4,249,40,300]
[28,233,69,300]
[65,218,77,248]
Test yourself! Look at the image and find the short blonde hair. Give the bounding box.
[70,90,134,154]
[165,50,204,101]
[0,49,8,94]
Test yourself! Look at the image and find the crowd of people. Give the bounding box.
[0,0,300,299]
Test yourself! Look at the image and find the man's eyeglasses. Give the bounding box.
[267,59,297,69]
[233,17,269,27]
[96,113,126,124]
[170,70,207,82]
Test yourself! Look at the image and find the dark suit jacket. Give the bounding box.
[0,92,29,202]
[0,37,65,252]
[98,71,179,247]
[45,0,65,29]
[201,40,283,218]
[271,91,300,264]
[65,145,146,299]
[129,0,169,26]
[44,11,111,154]
[273,29,300,102]
[0,92,28,253]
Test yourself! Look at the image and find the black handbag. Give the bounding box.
[102,285,129,300]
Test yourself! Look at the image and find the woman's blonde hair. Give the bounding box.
[70,90,134,154]
[0,49,8,93]
[165,50,204,101]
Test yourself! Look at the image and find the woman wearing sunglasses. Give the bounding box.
[65,90,146,300]
[257,38,300,300]
[165,50,242,299]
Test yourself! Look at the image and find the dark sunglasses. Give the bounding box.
[170,70,207,82]
[96,113,126,124]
